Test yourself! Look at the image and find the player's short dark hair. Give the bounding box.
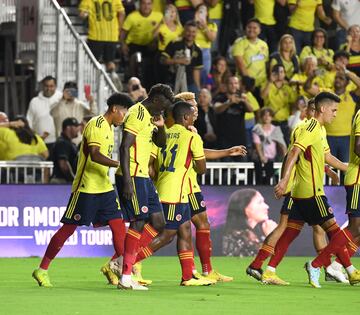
[333,50,350,62]
[184,20,197,29]
[148,83,175,103]
[314,91,340,110]
[64,81,77,90]
[41,75,57,84]
[107,92,134,109]
[172,101,193,122]
[308,98,315,107]
[246,18,261,27]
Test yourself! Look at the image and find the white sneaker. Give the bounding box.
[109,256,123,278]
[326,262,349,284]
[117,279,148,291]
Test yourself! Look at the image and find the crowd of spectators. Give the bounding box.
[2,0,360,185]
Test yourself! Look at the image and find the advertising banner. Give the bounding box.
[0,185,353,257]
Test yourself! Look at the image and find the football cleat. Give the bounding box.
[348,270,360,286]
[180,276,213,286]
[101,262,119,285]
[261,269,289,285]
[203,270,233,282]
[304,261,321,288]
[109,256,123,278]
[117,279,148,291]
[193,271,216,284]
[132,262,152,286]
[32,269,53,287]
[246,266,263,282]
[325,264,349,283]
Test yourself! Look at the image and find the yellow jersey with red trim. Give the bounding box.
[291,117,326,198]
[72,115,114,193]
[79,0,124,42]
[122,10,163,46]
[117,102,154,178]
[345,109,360,186]
[153,124,205,203]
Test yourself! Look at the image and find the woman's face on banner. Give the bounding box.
[245,191,269,224]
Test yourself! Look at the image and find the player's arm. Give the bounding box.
[332,8,348,30]
[325,165,340,185]
[234,55,248,77]
[346,70,360,96]
[148,155,157,180]
[193,158,206,175]
[325,152,348,172]
[120,29,129,56]
[316,5,332,25]
[58,159,76,180]
[204,146,247,160]
[274,146,301,199]
[152,115,167,147]
[354,136,360,157]
[89,145,119,168]
[120,131,136,199]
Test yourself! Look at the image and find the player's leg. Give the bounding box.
[247,213,289,281]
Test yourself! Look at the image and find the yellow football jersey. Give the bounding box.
[270,55,299,80]
[288,0,322,32]
[290,72,325,99]
[244,91,260,121]
[291,118,326,198]
[79,0,124,42]
[262,82,297,122]
[195,22,218,49]
[117,103,154,178]
[72,115,114,194]
[208,0,223,20]
[174,0,191,7]
[345,110,360,186]
[254,0,276,25]
[153,124,205,203]
[157,23,184,51]
[0,129,47,160]
[122,10,163,46]
[299,46,334,70]
[232,36,269,87]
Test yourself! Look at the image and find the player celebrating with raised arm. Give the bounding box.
[116,84,175,290]
[32,93,134,287]
[262,91,360,288]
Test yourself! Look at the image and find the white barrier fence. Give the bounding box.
[0,161,341,186]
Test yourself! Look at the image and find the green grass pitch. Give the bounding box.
[1,257,360,315]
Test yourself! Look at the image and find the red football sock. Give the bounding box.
[191,247,196,272]
[139,223,158,248]
[268,220,303,268]
[250,244,275,269]
[39,224,77,270]
[312,228,354,268]
[111,253,118,260]
[178,250,194,281]
[335,240,358,265]
[108,218,126,257]
[135,246,154,263]
[122,228,141,275]
[196,229,212,274]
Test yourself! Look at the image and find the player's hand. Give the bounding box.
[323,16,332,25]
[228,145,247,157]
[9,120,25,128]
[274,180,286,199]
[121,43,129,57]
[188,125,198,133]
[122,179,134,200]
[327,168,340,185]
[262,219,277,236]
[151,114,165,128]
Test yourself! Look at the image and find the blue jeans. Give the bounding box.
[327,135,350,162]
[210,19,221,52]
[201,48,211,86]
[335,29,347,50]
[289,27,312,54]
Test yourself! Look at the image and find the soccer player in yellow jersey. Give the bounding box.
[79,0,125,72]
[132,101,212,286]
[32,93,134,288]
[247,99,349,283]
[116,84,174,290]
[261,92,360,288]
[175,92,246,282]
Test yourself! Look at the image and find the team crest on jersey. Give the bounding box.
[328,207,333,214]
[176,214,182,221]
[200,201,206,208]
[74,214,81,221]
[141,206,149,213]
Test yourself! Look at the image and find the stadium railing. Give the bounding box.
[35,0,117,113]
[0,161,54,184]
[0,0,16,24]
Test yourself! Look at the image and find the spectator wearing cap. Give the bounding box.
[50,117,80,184]
[50,81,97,139]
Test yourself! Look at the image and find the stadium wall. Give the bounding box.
[0,185,354,257]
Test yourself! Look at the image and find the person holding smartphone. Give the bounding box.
[50,81,98,139]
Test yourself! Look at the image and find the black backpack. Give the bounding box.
[268,51,299,79]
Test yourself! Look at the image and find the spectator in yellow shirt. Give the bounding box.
[208,0,223,52]
[288,0,332,53]
[232,18,269,106]
[120,0,163,90]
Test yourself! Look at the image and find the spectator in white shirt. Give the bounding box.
[26,76,62,152]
